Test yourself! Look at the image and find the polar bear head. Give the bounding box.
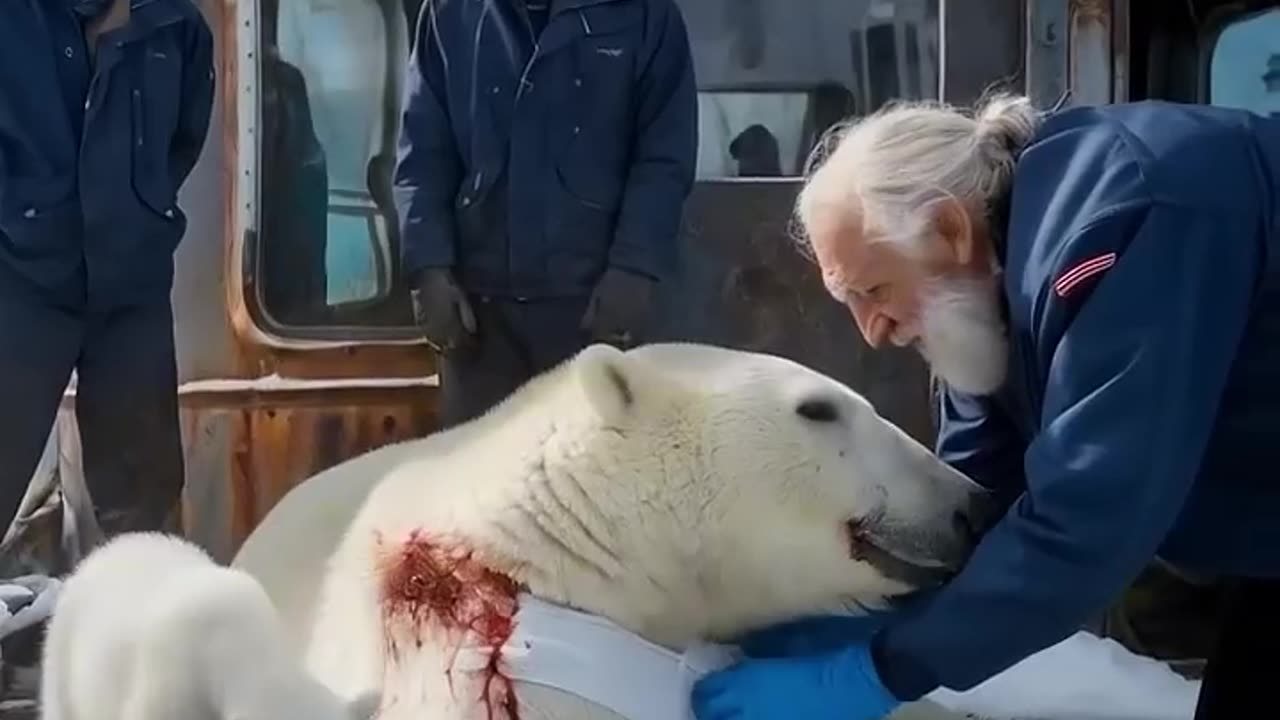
[427,342,991,646]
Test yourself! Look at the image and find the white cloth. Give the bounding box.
[503,594,1203,720]
[503,595,740,720]
[925,630,1202,720]
[0,576,60,642]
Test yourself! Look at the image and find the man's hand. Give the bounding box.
[410,268,477,353]
[581,268,655,348]
[691,642,902,720]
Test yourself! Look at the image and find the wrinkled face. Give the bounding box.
[808,198,1010,396]
[619,344,991,633]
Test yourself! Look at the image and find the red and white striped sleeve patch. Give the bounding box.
[1053,252,1117,298]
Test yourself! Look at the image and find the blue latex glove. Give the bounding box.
[691,642,901,720]
[736,612,891,659]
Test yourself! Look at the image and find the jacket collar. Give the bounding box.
[551,0,624,14]
[66,0,185,33]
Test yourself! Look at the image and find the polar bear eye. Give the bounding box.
[796,399,839,423]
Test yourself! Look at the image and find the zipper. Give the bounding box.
[514,3,540,103]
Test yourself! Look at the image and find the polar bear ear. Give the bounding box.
[574,343,649,426]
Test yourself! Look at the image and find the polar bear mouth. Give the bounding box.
[845,519,956,588]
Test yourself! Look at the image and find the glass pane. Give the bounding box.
[251,0,939,332]
[257,0,414,327]
[1209,9,1280,117]
[679,0,940,180]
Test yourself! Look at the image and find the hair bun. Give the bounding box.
[975,93,1039,156]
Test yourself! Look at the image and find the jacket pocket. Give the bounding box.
[130,85,186,237]
[0,178,81,256]
[546,164,618,283]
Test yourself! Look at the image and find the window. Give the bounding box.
[683,0,940,180]
[1209,8,1280,117]
[254,0,415,332]
[247,0,939,335]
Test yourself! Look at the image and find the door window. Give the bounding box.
[684,0,939,180]
[1208,8,1280,116]
[247,0,939,335]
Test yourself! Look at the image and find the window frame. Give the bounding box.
[1198,5,1280,108]
[234,0,423,348]
[695,81,851,183]
[232,0,955,345]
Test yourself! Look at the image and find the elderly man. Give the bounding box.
[691,96,1280,720]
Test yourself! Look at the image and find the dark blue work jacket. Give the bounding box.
[873,101,1280,700]
[0,0,214,310]
[393,0,698,298]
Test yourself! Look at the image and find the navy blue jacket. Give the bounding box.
[393,0,698,298]
[0,0,214,310]
[873,101,1280,700]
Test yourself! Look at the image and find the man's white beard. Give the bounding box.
[913,275,1009,396]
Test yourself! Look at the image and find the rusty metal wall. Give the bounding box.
[940,0,1024,104]
[181,385,436,561]
[1025,0,1120,109]
[172,0,240,384]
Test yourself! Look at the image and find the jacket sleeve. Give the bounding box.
[171,15,215,189]
[871,200,1264,700]
[392,2,463,277]
[606,1,698,280]
[935,383,1028,511]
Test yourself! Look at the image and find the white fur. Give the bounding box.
[39,531,378,720]
[233,342,986,720]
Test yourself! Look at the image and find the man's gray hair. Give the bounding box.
[793,93,1042,259]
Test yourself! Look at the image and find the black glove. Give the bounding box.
[409,268,477,353]
[580,267,655,348]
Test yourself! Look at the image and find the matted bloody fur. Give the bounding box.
[374,529,522,720]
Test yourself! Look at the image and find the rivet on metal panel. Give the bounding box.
[1039,20,1061,46]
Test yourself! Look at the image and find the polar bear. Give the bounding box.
[39,531,378,720]
[233,342,989,720]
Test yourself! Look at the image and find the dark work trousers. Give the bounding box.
[1192,577,1280,718]
[436,295,592,430]
[0,291,184,542]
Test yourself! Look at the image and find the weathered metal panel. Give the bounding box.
[939,0,1024,104]
[1070,0,1114,105]
[1112,0,1131,101]
[1026,0,1072,107]
[219,389,436,552]
[179,409,234,562]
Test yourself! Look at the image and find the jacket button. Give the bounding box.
[491,86,500,94]
[461,197,472,206]
[165,208,175,218]
[64,47,74,58]
[23,208,36,219]
[574,77,582,87]
[573,126,580,134]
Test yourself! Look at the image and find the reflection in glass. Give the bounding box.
[257,0,412,327]
[681,0,939,180]
[1210,9,1280,117]
[252,0,940,331]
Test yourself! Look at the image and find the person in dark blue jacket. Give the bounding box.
[690,95,1280,720]
[0,0,214,539]
[393,0,697,428]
